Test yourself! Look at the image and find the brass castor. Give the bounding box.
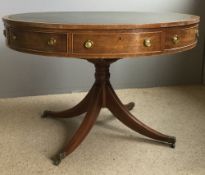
[53,157,61,166]
[170,136,176,149]
[126,102,135,111]
[52,152,66,166]
[41,111,51,118]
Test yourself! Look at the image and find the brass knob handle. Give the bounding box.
[48,38,57,46]
[172,35,180,44]
[144,39,152,47]
[3,30,6,37]
[84,40,94,49]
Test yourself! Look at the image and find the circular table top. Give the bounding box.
[3,12,199,30]
[3,12,200,59]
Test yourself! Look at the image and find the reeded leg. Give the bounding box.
[53,87,102,165]
[41,85,96,119]
[106,85,176,147]
[42,59,176,165]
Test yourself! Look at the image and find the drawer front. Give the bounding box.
[9,30,67,53]
[72,32,162,55]
[165,26,198,50]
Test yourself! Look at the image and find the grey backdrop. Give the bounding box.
[0,0,205,98]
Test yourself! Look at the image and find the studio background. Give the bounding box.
[0,0,205,98]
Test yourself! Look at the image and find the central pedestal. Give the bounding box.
[42,59,176,165]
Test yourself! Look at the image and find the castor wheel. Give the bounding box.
[52,152,66,166]
[53,157,61,166]
[169,136,176,149]
[126,102,135,111]
[170,143,175,148]
[41,111,50,118]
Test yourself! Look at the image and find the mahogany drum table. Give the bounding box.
[3,12,200,165]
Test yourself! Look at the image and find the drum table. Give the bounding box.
[3,12,200,165]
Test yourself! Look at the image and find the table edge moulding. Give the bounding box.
[2,12,200,165]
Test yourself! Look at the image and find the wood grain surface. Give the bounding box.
[2,12,200,59]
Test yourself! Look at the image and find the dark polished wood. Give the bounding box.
[2,12,200,165]
[3,12,199,58]
[42,59,175,165]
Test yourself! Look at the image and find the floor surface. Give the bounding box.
[0,86,205,175]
